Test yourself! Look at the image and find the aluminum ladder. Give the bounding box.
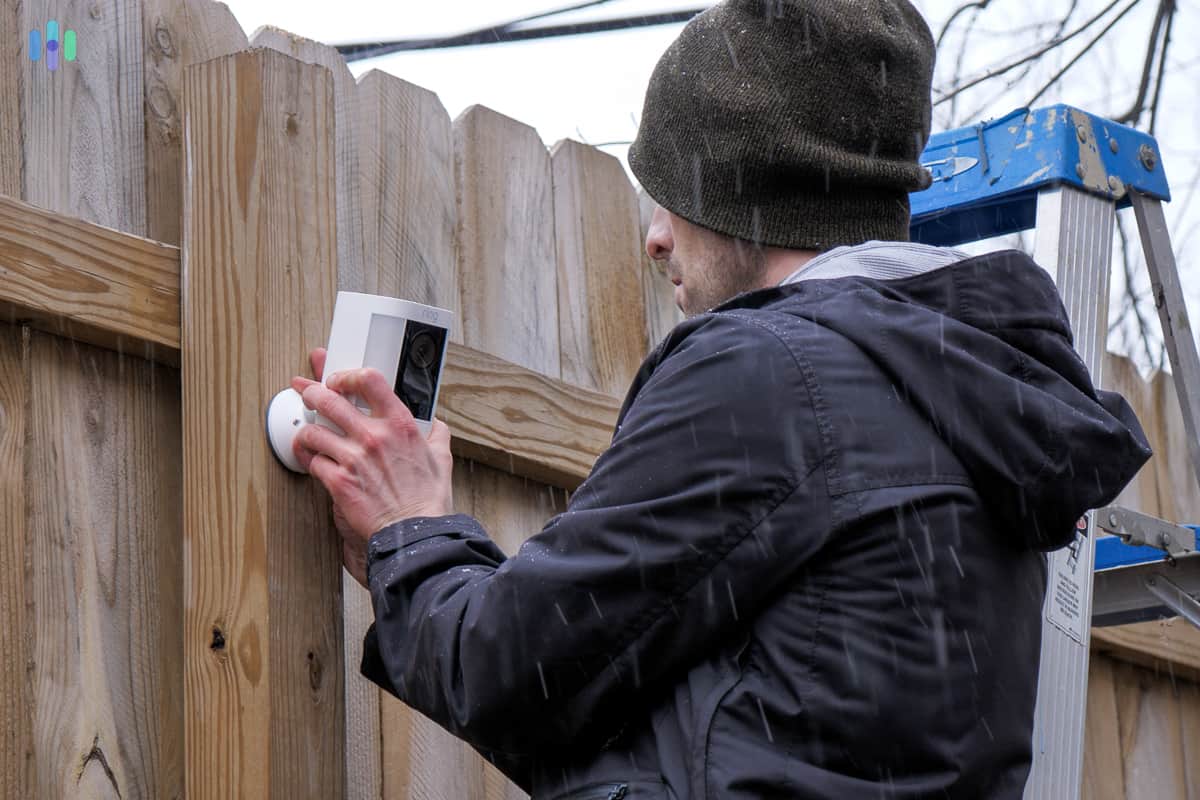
[910,105,1200,800]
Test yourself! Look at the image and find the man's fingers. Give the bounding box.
[307,452,343,497]
[295,418,358,466]
[301,382,369,437]
[328,368,408,422]
[310,348,327,382]
[429,418,452,447]
[291,375,319,395]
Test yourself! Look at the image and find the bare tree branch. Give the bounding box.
[936,0,995,50]
[957,0,1080,129]
[1115,0,1170,124]
[1148,0,1175,135]
[933,0,1128,107]
[1022,0,1142,109]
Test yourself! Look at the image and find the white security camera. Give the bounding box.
[266,292,454,473]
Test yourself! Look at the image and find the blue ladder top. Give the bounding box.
[1096,527,1200,571]
[909,105,1171,247]
[908,105,1189,572]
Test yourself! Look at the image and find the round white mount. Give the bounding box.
[266,388,313,474]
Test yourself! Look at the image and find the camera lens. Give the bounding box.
[409,332,437,370]
[394,321,447,422]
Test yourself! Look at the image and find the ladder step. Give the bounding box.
[910,105,1171,247]
[1093,526,1200,626]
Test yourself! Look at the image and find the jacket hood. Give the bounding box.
[723,249,1152,550]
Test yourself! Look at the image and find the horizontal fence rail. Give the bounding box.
[0,193,620,491]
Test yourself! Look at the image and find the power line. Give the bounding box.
[333,6,708,62]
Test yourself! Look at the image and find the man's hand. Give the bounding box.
[291,348,454,586]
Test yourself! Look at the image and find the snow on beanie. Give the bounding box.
[628,0,937,251]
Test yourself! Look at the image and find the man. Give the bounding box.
[292,1,1152,797]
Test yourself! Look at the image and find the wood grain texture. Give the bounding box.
[463,458,569,556]
[551,139,647,395]
[248,27,379,799]
[356,69,460,329]
[22,0,146,234]
[1180,677,1200,800]
[637,188,681,349]
[251,25,365,293]
[15,4,186,798]
[1093,618,1200,684]
[454,105,559,376]
[1112,659,1189,800]
[358,68,466,800]
[0,193,180,355]
[1082,655,1126,800]
[182,48,343,798]
[26,332,183,799]
[0,192,619,492]
[441,341,618,490]
[0,0,21,198]
[0,324,31,798]
[143,0,248,245]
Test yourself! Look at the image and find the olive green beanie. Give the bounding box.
[628,0,936,251]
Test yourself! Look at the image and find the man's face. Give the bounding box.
[645,205,767,317]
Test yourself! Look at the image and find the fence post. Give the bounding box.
[182,48,344,798]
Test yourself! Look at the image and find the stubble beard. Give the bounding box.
[676,238,768,317]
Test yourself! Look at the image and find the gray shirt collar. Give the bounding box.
[779,240,970,285]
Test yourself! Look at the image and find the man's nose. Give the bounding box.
[645,205,673,262]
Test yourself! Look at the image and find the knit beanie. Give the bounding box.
[628,0,936,251]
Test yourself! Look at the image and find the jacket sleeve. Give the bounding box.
[360,312,832,761]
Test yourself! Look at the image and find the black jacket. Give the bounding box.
[361,251,1151,799]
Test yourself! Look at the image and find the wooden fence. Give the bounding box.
[0,1,1196,797]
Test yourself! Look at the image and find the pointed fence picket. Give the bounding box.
[0,2,1197,798]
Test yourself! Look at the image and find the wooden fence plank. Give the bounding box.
[182,48,343,798]
[1083,655,1126,800]
[0,324,30,798]
[455,105,559,376]
[637,188,681,348]
[0,194,180,359]
[0,197,621,490]
[251,25,365,293]
[1093,619,1200,685]
[0,29,28,797]
[143,0,248,245]
[1154,370,1200,524]
[22,0,146,235]
[1180,678,1200,800]
[356,70,460,328]
[1113,660,1189,800]
[551,139,648,395]
[0,0,21,198]
[441,341,618,489]
[1103,353,1163,516]
[26,333,183,799]
[15,3,185,798]
[248,27,383,799]
[356,68,474,800]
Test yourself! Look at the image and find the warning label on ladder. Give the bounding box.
[1046,516,1090,644]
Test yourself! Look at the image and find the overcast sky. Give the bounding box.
[221,0,1199,369]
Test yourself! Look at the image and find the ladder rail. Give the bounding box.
[1023,185,1115,800]
[1129,192,1200,494]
